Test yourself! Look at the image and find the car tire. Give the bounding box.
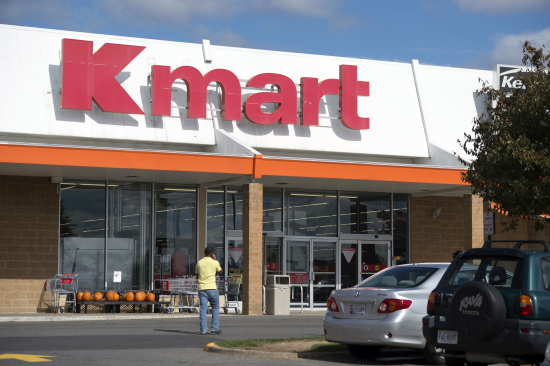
[423,343,445,365]
[449,281,506,342]
[346,345,381,359]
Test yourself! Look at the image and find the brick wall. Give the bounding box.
[0,176,59,313]
[410,195,483,263]
[242,183,263,315]
[485,201,550,248]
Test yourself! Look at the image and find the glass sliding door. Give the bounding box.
[360,241,390,281]
[287,240,310,308]
[107,182,151,291]
[339,241,359,288]
[312,240,336,306]
[59,181,106,292]
[286,238,336,308]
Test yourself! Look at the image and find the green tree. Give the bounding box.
[458,42,550,231]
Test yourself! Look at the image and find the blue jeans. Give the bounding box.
[199,289,219,334]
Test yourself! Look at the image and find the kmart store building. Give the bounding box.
[0,25,526,314]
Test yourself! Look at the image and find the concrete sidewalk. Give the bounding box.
[0,309,325,322]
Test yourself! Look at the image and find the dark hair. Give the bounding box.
[204,246,214,256]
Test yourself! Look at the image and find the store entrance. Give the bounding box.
[340,240,391,287]
[285,238,337,309]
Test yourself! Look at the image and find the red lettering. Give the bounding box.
[339,65,369,130]
[244,73,297,125]
[300,78,339,126]
[61,39,145,114]
[61,40,371,130]
[151,66,241,120]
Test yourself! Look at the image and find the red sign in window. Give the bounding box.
[289,272,309,284]
[266,262,280,270]
[362,264,388,272]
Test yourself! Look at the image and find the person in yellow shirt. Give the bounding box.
[195,246,223,335]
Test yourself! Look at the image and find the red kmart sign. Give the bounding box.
[61,39,370,130]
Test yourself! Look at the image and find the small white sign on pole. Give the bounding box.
[113,271,122,283]
[484,212,495,236]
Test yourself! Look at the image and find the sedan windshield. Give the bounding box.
[356,266,439,288]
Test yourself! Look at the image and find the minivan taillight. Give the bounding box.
[327,297,339,312]
[427,291,437,314]
[519,295,534,316]
[377,298,412,313]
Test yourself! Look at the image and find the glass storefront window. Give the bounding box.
[263,188,282,232]
[107,182,151,291]
[393,194,409,265]
[340,192,391,235]
[286,190,337,237]
[154,185,197,287]
[59,181,106,292]
[226,187,243,231]
[207,188,225,268]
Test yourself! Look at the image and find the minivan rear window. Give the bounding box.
[356,266,439,288]
[443,257,523,289]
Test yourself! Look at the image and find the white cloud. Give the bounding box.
[490,28,550,66]
[99,0,353,26]
[192,24,251,48]
[452,0,550,14]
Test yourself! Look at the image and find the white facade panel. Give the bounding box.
[415,64,492,161]
[0,25,491,163]
[0,25,217,147]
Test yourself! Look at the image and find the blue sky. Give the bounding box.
[2,0,549,70]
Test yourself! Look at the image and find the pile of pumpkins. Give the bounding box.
[77,290,155,302]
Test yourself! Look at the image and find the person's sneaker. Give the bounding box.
[211,329,222,334]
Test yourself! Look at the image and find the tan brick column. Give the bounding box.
[242,183,263,315]
[464,194,484,249]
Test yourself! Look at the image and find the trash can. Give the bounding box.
[265,275,291,315]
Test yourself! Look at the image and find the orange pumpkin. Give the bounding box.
[82,291,92,301]
[93,292,103,301]
[77,292,84,301]
[113,293,120,301]
[105,291,115,301]
[135,291,145,302]
[121,294,127,301]
[146,293,155,302]
[125,292,134,302]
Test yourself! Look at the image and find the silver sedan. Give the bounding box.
[323,263,450,365]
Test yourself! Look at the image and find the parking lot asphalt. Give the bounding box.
[0,310,439,366]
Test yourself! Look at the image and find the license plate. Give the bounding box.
[437,330,458,344]
[349,305,365,315]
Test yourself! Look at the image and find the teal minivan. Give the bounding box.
[422,240,550,366]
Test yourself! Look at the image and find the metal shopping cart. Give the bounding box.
[49,274,79,313]
[161,277,199,313]
[222,276,242,314]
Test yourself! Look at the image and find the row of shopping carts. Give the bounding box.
[160,276,241,314]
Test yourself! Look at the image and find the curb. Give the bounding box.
[0,313,200,322]
[204,343,348,359]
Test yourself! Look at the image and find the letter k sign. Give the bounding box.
[61,39,145,114]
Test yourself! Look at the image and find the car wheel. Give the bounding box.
[449,281,506,342]
[423,343,445,365]
[346,345,381,359]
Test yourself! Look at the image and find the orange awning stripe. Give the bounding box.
[0,144,467,185]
